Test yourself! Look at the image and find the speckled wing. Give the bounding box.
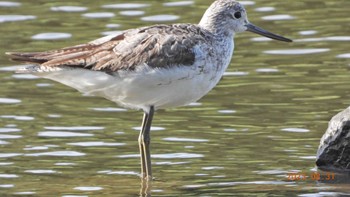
[6,24,209,73]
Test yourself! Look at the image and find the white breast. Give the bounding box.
[34,39,234,112]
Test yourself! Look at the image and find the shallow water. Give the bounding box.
[1,0,350,196]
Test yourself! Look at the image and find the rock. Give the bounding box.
[316,107,350,172]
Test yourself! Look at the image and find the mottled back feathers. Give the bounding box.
[7,24,212,73]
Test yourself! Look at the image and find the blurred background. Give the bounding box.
[0,0,349,196]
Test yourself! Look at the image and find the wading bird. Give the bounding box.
[6,0,292,180]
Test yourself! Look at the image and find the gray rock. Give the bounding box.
[316,107,350,172]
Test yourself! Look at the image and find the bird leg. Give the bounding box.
[138,106,154,180]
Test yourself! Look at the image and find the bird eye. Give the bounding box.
[234,11,241,19]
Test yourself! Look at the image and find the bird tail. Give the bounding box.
[5,52,47,64]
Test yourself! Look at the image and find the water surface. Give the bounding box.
[0,0,350,196]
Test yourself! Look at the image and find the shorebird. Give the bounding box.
[6,0,292,180]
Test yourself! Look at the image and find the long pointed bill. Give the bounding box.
[246,23,292,42]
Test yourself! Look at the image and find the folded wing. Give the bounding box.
[6,24,209,73]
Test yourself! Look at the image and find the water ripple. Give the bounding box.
[255,7,275,12]
[254,170,287,175]
[163,137,208,142]
[106,24,121,29]
[0,1,21,7]
[25,169,58,174]
[0,134,22,139]
[0,184,14,188]
[67,141,125,147]
[152,153,204,159]
[239,1,255,5]
[188,102,202,106]
[119,10,145,16]
[163,1,194,7]
[202,166,224,170]
[196,173,210,176]
[256,68,279,73]
[23,146,48,150]
[298,30,317,35]
[31,32,72,40]
[0,153,22,158]
[102,3,149,9]
[132,126,165,131]
[296,36,350,42]
[299,156,316,160]
[0,128,21,133]
[0,140,9,145]
[44,126,104,131]
[101,30,123,36]
[0,162,14,166]
[251,37,274,42]
[207,181,289,187]
[0,115,34,121]
[337,53,350,58]
[141,15,179,22]
[155,161,189,165]
[264,48,330,55]
[0,65,23,71]
[12,73,39,79]
[223,71,249,76]
[62,196,87,197]
[38,131,94,137]
[217,110,236,114]
[74,186,103,191]
[47,114,62,118]
[299,192,346,197]
[281,128,310,133]
[0,174,18,178]
[262,14,295,20]
[55,162,76,166]
[0,98,21,104]
[90,107,127,112]
[26,151,85,157]
[51,6,88,12]
[0,15,36,23]
[223,128,236,132]
[82,12,115,19]
[119,153,203,159]
[98,170,139,176]
[182,184,206,188]
[14,192,36,195]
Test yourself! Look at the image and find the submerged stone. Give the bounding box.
[316,107,350,172]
